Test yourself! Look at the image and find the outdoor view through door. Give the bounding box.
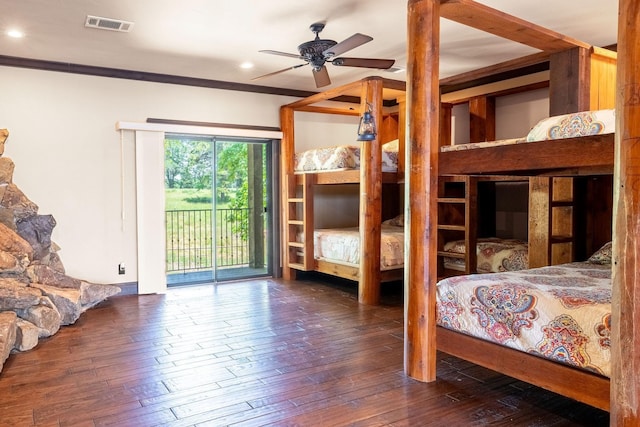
[164,134,272,285]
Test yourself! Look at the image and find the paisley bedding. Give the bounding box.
[436,262,611,377]
[442,109,615,152]
[442,237,529,273]
[312,225,404,270]
[294,140,399,172]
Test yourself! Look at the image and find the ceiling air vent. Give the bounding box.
[85,15,134,32]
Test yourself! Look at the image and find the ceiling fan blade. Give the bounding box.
[259,49,302,59]
[322,33,372,57]
[312,66,331,88]
[331,57,395,69]
[251,63,308,81]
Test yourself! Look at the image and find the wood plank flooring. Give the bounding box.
[0,275,609,426]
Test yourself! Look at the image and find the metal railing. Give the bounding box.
[165,208,251,273]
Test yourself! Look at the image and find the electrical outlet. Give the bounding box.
[118,263,125,275]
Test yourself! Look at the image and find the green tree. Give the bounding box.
[216,141,248,207]
[165,139,212,189]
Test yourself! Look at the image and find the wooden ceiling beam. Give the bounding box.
[440,0,591,52]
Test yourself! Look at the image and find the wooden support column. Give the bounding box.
[358,78,383,305]
[405,0,439,382]
[469,96,495,143]
[280,106,296,280]
[611,0,640,423]
[439,103,453,148]
[549,47,591,115]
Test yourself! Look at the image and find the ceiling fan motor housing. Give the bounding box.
[298,39,337,70]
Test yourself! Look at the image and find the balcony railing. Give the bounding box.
[165,208,251,273]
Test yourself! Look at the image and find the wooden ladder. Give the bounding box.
[436,175,478,278]
[528,176,575,267]
[284,173,315,272]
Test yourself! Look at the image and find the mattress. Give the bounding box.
[436,262,611,377]
[442,237,529,273]
[312,225,404,270]
[442,109,615,152]
[294,140,398,173]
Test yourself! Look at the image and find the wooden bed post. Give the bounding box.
[405,0,439,382]
[611,0,640,422]
[358,77,383,305]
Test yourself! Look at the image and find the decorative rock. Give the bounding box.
[0,278,43,310]
[0,222,33,261]
[13,318,39,352]
[0,129,121,375]
[15,301,61,337]
[26,265,82,289]
[0,157,15,184]
[0,158,14,185]
[80,281,121,311]
[0,311,17,373]
[0,129,7,157]
[41,251,65,274]
[16,215,56,260]
[0,183,39,221]
[0,207,19,232]
[0,250,28,274]
[30,283,82,325]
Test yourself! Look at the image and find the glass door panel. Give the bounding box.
[165,134,272,286]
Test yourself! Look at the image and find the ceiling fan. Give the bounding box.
[252,22,395,88]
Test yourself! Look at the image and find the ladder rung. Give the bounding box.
[288,198,304,203]
[288,242,305,248]
[437,197,466,204]
[438,224,466,231]
[288,220,304,225]
[289,262,306,270]
[438,251,465,259]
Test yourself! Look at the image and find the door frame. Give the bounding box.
[116,121,282,294]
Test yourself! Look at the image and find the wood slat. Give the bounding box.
[438,134,614,176]
[439,0,591,52]
[437,326,610,411]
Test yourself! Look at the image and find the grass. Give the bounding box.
[165,188,213,211]
[165,188,247,271]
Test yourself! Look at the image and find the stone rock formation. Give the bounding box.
[0,129,120,374]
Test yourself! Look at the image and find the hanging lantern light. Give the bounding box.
[356,102,376,141]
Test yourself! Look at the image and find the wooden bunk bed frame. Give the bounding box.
[405,0,628,417]
[280,77,409,306]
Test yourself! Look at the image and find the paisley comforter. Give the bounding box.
[436,262,611,377]
[442,237,529,273]
[312,225,404,270]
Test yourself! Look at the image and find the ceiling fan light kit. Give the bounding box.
[253,22,394,88]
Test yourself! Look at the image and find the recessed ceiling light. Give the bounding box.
[240,62,254,69]
[7,29,24,38]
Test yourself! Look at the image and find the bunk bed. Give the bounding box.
[280,77,409,305]
[404,0,622,414]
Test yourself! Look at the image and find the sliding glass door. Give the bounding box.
[164,133,273,285]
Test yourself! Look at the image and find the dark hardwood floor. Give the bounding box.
[0,275,609,426]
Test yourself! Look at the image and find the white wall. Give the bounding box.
[495,88,549,140]
[0,66,304,286]
[450,88,549,144]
